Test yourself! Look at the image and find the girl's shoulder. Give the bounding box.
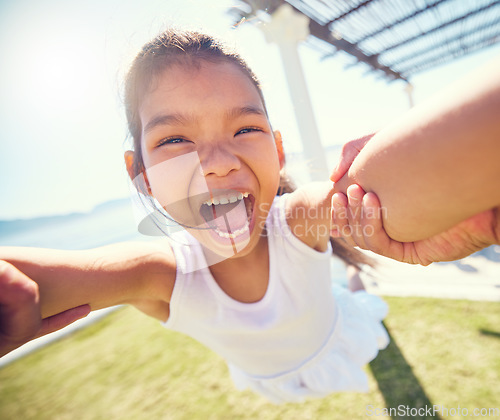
[125,239,177,302]
[282,181,333,252]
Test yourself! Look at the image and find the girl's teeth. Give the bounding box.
[214,222,249,239]
[204,193,249,206]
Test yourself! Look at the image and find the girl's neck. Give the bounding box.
[208,232,270,303]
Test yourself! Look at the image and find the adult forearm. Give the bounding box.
[335,59,500,242]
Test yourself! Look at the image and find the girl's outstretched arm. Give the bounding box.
[0,241,176,322]
[332,57,500,243]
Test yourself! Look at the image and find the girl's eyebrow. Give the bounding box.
[225,105,267,120]
[143,113,190,135]
[143,106,266,135]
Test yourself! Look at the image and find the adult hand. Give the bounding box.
[0,261,90,357]
[331,185,500,265]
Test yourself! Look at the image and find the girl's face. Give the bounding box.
[133,61,282,260]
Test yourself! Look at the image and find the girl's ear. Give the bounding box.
[124,150,136,182]
[124,150,152,195]
[273,130,285,169]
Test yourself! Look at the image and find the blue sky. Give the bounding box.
[1,0,499,220]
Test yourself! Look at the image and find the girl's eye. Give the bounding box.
[157,137,187,147]
[236,127,262,136]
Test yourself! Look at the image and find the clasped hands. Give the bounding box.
[330,136,499,266]
[0,261,90,357]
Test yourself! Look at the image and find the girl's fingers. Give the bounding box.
[330,192,347,236]
[331,193,357,248]
[334,187,409,261]
[330,134,375,182]
[332,185,396,255]
[346,184,368,249]
[330,143,360,183]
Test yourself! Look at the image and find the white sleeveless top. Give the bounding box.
[164,194,389,403]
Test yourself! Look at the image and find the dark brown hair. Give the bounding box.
[124,28,372,269]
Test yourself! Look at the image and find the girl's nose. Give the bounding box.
[199,145,241,177]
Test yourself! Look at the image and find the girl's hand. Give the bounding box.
[331,185,500,266]
[0,261,90,357]
[330,134,375,183]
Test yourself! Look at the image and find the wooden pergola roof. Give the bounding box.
[230,0,500,82]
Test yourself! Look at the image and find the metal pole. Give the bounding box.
[404,82,414,108]
[260,4,329,181]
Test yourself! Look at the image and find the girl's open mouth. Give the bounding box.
[199,191,254,240]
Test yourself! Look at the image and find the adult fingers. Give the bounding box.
[36,305,91,338]
[0,261,41,342]
[359,192,406,261]
[0,261,42,357]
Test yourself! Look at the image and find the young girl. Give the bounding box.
[0,29,388,404]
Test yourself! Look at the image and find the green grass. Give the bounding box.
[0,297,499,420]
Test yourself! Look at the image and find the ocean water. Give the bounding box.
[0,199,141,250]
